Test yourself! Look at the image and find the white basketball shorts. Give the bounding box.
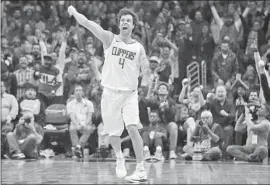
[101,87,143,136]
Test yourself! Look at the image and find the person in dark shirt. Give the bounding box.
[34,54,60,107]
[184,110,223,161]
[1,62,18,97]
[209,85,235,157]
[146,82,178,159]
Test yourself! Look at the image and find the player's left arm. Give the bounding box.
[139,44,151,78]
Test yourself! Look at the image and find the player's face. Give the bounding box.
[119,14,134,35]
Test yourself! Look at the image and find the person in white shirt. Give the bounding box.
[68,6,150,183]
[67,84,95,158]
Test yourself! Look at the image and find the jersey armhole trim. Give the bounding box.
[103,33,116,53]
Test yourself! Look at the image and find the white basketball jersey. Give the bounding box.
[101,35,141,91]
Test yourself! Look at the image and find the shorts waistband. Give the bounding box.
[104,87,135,93]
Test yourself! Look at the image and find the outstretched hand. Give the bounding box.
[68,5,76,17]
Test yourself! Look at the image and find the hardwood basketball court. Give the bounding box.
[1,157,269,184]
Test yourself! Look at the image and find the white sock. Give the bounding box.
[115,150,124,159]
[136,161,145,170]
[156,146,162,152]
[143,146,149,151]
[123,148,130,156]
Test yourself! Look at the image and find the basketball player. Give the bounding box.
[68,6,149,183]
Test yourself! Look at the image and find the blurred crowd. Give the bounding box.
[1,0,270,162]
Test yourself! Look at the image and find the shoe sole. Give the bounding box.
[125,178,148,184]
[13,156,25,160]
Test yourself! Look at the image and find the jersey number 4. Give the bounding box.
[119,58,125,69]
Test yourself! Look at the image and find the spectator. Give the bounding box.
[254,51,270,104]
[147,82,178,159]
[198,24,215,82]
[6,112,44,159]
[211,40,239,88]
[1,62,18,97]
[159,38,179,86]
[13,56,35,100]
[175,103,197,155]
[34,54,61,107]
[67,84,95,158]
[183,110,223,161]
[1,81,19,157]
[1,36,11,56]
[230,75,249,145]
[242,65,258,89]
[140,56,160,91]
[10,36,23,66]
[18,82,45,126]
[209,85,235,157]
[138,87,150,127]
[64,49,92,100]
[31,42,42,62]
[178,78,206,120]
[178,23,200,89]
[209,1,242,45]
[191,10,208,45]
[52,29,70,104]
[141,110,167,161]
[242,3,270,54]
[227,105,270,162]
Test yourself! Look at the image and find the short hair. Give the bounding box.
[221,39,230,45]
[215,85,227,93]
[117,8,138,27]
[158,82,170,91]
[32,43,40,47]
[160,42,171,49]
[195,10,202,15]
[73,83,84,97]
[19,55,27,60]
[201,110,213,118]
[150,109,160,118]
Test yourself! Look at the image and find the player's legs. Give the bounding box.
[122,91,147,182]
[101,88,126,178]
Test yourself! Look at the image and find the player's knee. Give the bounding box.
[126,124,139,137]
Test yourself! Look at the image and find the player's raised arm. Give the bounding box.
[68,6,113,49]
